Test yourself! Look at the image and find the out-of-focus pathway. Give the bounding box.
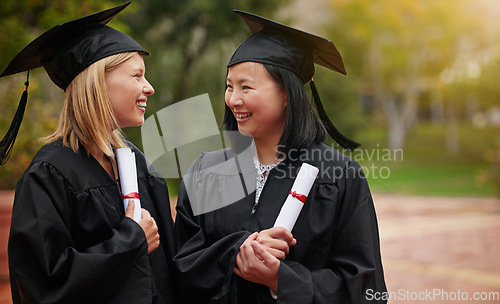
[0,191,498,303]
[375,193,500,303]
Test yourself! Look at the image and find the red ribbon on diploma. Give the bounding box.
[121,192,140,200]
[289,191,307,203]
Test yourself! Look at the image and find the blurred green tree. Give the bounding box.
[125,0,286,102]
[327,0,498,150]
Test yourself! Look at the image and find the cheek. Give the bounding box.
[224,91,232,107]
[111,83,136,107]
[109,90,125,112]
[108,85,133,120]
[267,101,287,127]
[106,80,121,101]
[265,93,286,115]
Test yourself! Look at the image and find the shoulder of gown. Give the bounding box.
[23,142,113,193]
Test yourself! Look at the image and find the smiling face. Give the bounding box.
[225,62,287,143]
[105,52,154,128]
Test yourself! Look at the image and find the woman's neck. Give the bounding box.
[254,137,281,166]
[86,145,115,179]
[86,145,105,162]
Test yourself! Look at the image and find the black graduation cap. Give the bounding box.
[228,10,360,150]
[0,2,147,165]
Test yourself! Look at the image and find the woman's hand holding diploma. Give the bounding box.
[256,227,296,260]
[233,227,296,293]
[233,232,281,291]
[233,163,318,290]
[125,200,160,254]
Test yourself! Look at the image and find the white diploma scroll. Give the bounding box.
[273,163,319,231]
[116,147,142,222]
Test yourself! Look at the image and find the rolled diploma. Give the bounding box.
[116,148,142,222]
[273,163,319,231]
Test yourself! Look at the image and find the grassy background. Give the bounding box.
[355,123,500,197]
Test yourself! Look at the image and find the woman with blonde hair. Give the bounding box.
[1,3,177,303]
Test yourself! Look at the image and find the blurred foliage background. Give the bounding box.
[0,0,499,197]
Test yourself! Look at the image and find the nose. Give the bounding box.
[143,79,155,96]
[227,89,243,109]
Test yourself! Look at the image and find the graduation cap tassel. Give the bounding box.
[310,80,361,151]
[0,71,29,165]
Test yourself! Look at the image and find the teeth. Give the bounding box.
[137,101,147,107]
[236,113,251,119]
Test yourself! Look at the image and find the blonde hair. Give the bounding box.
[44,52,139,158]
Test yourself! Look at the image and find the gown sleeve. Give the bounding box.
[276,160,387,304]
[8,162,151,304]
[174,180,251,303]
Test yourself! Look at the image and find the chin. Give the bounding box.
[119,119,144,128]
[238,128,253,137]
[136,118,145,126]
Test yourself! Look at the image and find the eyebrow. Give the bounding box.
[131,67,145,74]
[226,77,255,84]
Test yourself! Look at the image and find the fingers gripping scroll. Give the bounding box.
[126,200,160,254]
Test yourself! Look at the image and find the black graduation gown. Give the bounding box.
[8,141,178,304]
[174,142,386,304]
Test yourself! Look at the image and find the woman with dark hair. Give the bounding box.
[174,10,386,304]
[222,63,327,158]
